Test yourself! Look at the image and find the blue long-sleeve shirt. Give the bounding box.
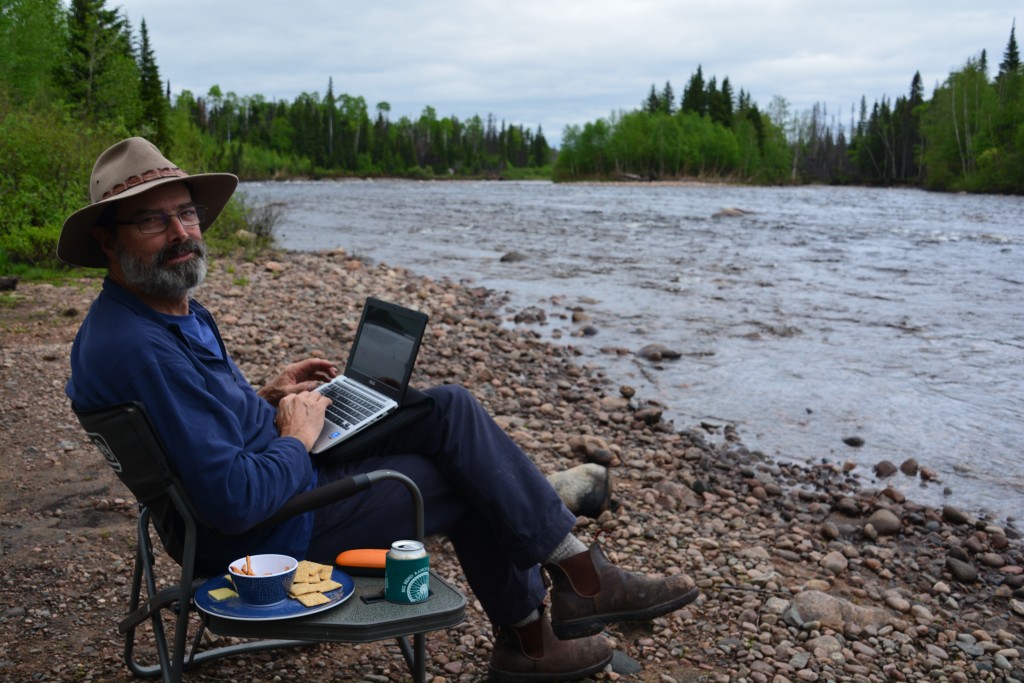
[66,277,315,575]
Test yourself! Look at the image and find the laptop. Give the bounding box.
[310,297,428,454]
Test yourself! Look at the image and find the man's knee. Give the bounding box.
[426,384,478,415]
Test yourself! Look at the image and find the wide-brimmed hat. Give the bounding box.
[57,137,239,268]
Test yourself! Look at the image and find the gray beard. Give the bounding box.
[116,238,208,300]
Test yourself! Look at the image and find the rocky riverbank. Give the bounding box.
[1,249,1021,682]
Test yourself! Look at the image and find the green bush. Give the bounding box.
[0,174,83,270]
[0,99,126,275]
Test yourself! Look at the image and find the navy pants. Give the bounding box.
[306,385,577,626]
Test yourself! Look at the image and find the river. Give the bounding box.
[241,179,1024,524]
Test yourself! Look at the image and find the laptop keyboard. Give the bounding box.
[320,381,386,427]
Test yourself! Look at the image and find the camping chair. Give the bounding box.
[74,400,466,683]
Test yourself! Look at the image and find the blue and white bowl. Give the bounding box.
[228,554,297,606]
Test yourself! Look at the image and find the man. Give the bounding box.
[61,137,698,682]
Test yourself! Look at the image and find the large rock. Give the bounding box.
[652,480,702,510]
[546,463,611,518]
[636,344,682,361]
[945,556,978,584]
[785,590,894,632]
[865,508,902,536]
[711,207,753,218]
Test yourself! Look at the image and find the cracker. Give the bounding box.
[289,582,320,596]
[297,560,322,576]
[318,564,333,581]
[315,579,342,592]
[295,591,331,607]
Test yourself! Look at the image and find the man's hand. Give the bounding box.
[258,358,339,407]
[275,390,332,452]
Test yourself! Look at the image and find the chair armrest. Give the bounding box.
[252,470,425,541]
[257,474,372,529]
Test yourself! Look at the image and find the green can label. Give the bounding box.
[384,540,430,603]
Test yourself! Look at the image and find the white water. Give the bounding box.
[242,180,1024,524]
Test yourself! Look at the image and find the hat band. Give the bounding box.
[101,167,189,200]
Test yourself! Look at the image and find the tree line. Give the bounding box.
[556,24,1024,194]
[187,84,552,180]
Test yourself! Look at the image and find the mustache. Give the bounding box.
[156,238,206,266]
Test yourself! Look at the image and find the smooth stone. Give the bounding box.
[546,463,611,518]
[866,508,901,535]
[946,556,979,584]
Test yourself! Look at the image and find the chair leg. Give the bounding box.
[121,538,149,678]
[121,507,203,682]
[394,633,427,683]
[413,633,426,683]
[123,508,179,682]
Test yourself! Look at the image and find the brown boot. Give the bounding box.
[546,542,699,639]
[488,607,612,682]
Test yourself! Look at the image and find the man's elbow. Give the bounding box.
[197,499,263,535]
[215,515,259,535]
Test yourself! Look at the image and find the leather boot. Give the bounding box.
[546,542,699,639]
[488,606,612,682]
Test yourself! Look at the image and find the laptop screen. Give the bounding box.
[345,298,427,402]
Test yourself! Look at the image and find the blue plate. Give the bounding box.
[195,568,355,621]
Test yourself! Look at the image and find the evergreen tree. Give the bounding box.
[994,24,1022,115]
[372,101,391,171]
[660,81,675,115]
[991,22,1024,189]
[137,19,168,147]
[737,88,751,111]
[644,84,660,114]
[324,77,337,163]
[708,76,734,126]
[856,95,868,139]
[896,72,926,181]
[680,66,706,116]
[997,21,1021,80]
[59,0,142,124]
[530,125,550,167]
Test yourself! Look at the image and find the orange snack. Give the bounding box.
[335,548,387,577]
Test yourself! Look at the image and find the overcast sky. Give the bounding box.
[117,1,1019,146]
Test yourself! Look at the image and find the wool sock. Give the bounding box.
[509,536,588,628]
[545,533,588,565]
[512,608,540,627]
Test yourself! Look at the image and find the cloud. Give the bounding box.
[119,0,1020,145]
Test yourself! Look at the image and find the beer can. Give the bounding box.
[384,540,430,603]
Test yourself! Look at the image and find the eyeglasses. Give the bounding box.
[115,205,207,234]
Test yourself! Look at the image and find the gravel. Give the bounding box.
[0,248,1021,683]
